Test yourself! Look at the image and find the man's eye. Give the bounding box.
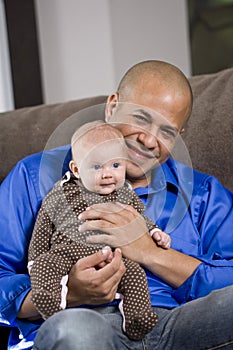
[112,163,119,168]
[160,128,177,139]
[133,114,148,123]
[93,164,101,170]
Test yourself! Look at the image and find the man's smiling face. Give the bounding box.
[109,105,180,180]
[105,82,190,185]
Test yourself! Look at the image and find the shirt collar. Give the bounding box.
[135,158,179,196]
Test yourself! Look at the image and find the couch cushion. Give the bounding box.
[0,96,107,183]
[184,68,233,191]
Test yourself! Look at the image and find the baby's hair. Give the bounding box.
[71,120,124,150]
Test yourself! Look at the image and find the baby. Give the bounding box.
[28,120,171,340]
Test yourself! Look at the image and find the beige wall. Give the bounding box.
[35,0,191,104]
[0,0,14,112]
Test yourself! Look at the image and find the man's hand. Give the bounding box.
[78,202,154,264]
[78,202,149,247]
[78,202,201,288]
[67,246,126,307]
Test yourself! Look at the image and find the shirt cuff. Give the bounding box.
[171,263,204,304]
[0,274,31,325]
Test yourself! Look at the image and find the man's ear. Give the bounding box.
[69,160,79,178]
[105,93,119,122]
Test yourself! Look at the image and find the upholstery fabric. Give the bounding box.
[185,68,233,191]
[0,96,107,183]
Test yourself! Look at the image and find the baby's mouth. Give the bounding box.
[100,181,116,186]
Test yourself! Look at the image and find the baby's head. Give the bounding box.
[69,120,128,195]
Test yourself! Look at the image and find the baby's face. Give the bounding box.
[77,139,127,195]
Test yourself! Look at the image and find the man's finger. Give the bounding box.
[75,246,112,271]
[95,248,125,281]
[78,202,131,221]
[79,219,115,232]
[86,234,112,246]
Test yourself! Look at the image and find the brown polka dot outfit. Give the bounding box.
[28,172,159,340]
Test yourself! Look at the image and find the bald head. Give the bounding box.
[117,60,193,115]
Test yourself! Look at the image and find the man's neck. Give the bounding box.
[129,175,151,189]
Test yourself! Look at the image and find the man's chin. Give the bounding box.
[126,168,151,185]
[126,161,159,180]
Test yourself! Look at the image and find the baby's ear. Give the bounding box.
[69,160,80,178]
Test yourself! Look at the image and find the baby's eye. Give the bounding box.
[93,164,101,170]
[112,163,119,168]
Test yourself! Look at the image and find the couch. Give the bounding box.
[0,68,233,191]
[0,67,233,348]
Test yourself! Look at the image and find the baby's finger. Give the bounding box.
[152,230,162,242]
[159,234,171,249]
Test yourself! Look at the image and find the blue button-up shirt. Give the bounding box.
[0,145,233,349]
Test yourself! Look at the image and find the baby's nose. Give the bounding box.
[101,169,113,178]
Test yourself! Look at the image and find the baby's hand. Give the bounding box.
[151,229,171,249]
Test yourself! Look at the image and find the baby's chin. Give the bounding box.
[96,184,117,195]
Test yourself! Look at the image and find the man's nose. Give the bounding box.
[138,130,158,149]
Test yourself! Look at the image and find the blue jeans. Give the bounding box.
[33,285,233,350]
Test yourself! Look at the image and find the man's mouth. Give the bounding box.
[125,140,158,162]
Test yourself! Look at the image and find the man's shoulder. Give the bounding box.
[20,145,71,168]
[163,158,233,200]
[13,145,72,199]
[162,158,218,191]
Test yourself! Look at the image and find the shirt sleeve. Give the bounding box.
[172,176,233,304]
[0,160,42,325]
[0,146,71,326]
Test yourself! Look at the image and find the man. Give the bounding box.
[1,60,233,350]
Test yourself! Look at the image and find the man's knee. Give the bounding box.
[34,308,118,350]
